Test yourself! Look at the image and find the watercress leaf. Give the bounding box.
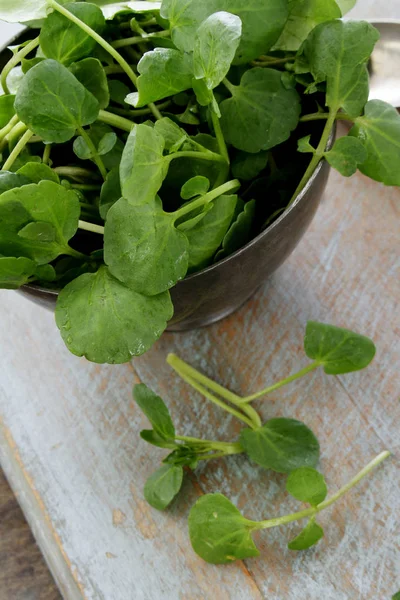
[161,0,289,64]
[104,196,189,295]
[220,68,301,153]
[108,80,131,106]
[232,151,269,181]
[297,135,315,154]
[299,20,379,116]
[0,181,80,264]
[21,57,45,74]
[188,493,259,564]
[144,464,183,511]
[392,593,400,600]
[0,171,31,195]
[288,518,324,551]
[88,124,124,170]
[0,95,16,128]
[0,256,36,289]
[215,198,255,261]
[304,321,376,374]
[92,1,162,19]
[286,467,327,506]
[133,383,175,440]
[274,0,341,52]
[17,162,60,184]
[55,266,174,364]
[240,418,320,473]
[154,117,188,151]
[39,2,106,66]
[349,100,400,186]
[18,221,56,243]
[335,0,356,14]
[15,59,100,144]
[176,203,213,232]
[181,176,210,200]
[0,0,48,23]
[35,264,56,282]
[324,136,367,177]
[70,58,110,109]
[120,124,167,205]
[140,430,177,449]
[131,48,193,108]
[73,137,93,160]
[98,132,117,156]
[164,446,198,469]
[193,12,242,90]
[100,167,121,219]
[191,78,214,108]
[185,194,238,272]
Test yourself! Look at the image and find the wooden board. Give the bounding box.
[0,4,399,599]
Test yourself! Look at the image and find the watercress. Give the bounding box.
[0,0,399,364]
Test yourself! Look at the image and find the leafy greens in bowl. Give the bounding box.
[0,0,399,364]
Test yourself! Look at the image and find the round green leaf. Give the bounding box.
[17,162,60,184]
[0,256,36,289]
[55,266,174,364]
[181,176,210,200]
[188,493,260,564]
[0,95,16,128]
[286,467,327,506]
[215,199,256,261]
[70,58,110,109]
[0,171,31,195]
[99,167,121,219]
[104,196,189,295]
[133,384,175,440]
[325,136,367,177]
[18,221,56,243]
[304,321,376,374]
[0,0,47,23]
[288,518,324,551]
[240,418,320,473]
[144,464,184,510]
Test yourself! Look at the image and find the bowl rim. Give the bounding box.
[1,28,333,296]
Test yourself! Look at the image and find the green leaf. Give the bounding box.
[193,12,242,90]
[109,80,131,106]
[140,430,177,449]
[181,176,210,200]
[304,321,376,374]
[55,266,174,364]
[185,195,238,272]
[144,464,184,510]
[0,256,36,289]
[17,162,60,184]
[392,592,400,600]
[15,59,100,144]
[215,199,255,261]
[35,264,56,282]
[100,167,121,219]
[39,2,105,66]
[299,20,379,116]
[161,0,289,64]
[335,0,356,14]
[154,117,188,151]
[87,124,124,170]
[18,221,56,243]
[288,518,324,550]
[164,446,198,468]
[349,100,400,186]
[188,493,259,564]
[130,49,193,107]
[133,383,175,440]
[70,58,110,109]
[98,132,117,155]
[0,181,80,264]
[325,136,367,177]
[297,135,315,154]
[232,151,269,181]
[240,418,320,473]
[21,57,45,74]
[0,95,16,128]
[0,0,48,23]
[0,171,31,195]
[286,467,327,506]
[220,68,301,153]
[92,1,162,19]
[120,124,167,205]
[104,196,189,295]
[274,0,341,52]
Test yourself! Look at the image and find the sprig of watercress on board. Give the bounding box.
[1,0,400,364]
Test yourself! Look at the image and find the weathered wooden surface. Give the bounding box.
[0,469,61,600]
[0,4,399,599]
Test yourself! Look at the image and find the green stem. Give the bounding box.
[42,144,52,165]
[78,220,105,235]
[253,451,390,530]
[2,129,33,171]
[211,109,229,164]
[241,362,320,404]
[175,435,242,455]
[197,450,241,462]
[167,150,227,166]
[77,127,107,181]
[53,166,101,181]
[72,184,101,191]
[223,77,237,95]
[108,101,171,118]
[252,57,294,67]
[171,364,256,429]
[0,114,19,142]
[0,121,28,152]
[288,109,337,207]
[173,179,240,221]
[111,29,171,49]
[65,246,89,260]
[300,112,354,123]
[0,36,40,95]
[97,109,135,132]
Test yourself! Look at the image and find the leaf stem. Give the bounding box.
[175,435,242,455]
[288,109,337,207]
[0,114,19,143]
[167,150,227,166]
[0,121,27,152]
[210,109,229,164]
[173,179,240,221]
[78,220,105,235]
[65,246,90,261]
[97,109,135,132]
[222,77,236,96]
[241,362,320,404]
[0,36,40,95]
[53,166,101,181]
[42,144,52,165]
[300,112,354,123]
[254,451,390,530]
[252,57,295,67]
[2,129,34,171]
[77,127,107,181]
[111,30,171,49]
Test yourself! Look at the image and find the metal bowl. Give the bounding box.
[0,29,333,331]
